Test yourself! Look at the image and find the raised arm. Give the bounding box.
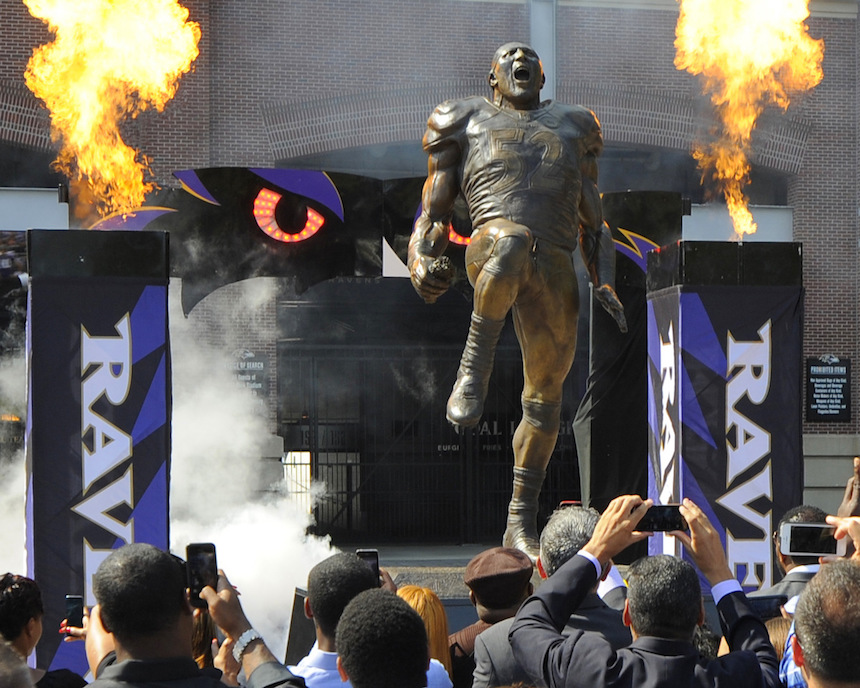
[509,496,651,688]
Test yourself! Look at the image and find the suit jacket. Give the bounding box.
[509,556,781,688]
[748,568,817,600]
[473,592,631,688]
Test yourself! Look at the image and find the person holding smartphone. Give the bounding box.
[509,495,781,688]
[749,505,830,601]
[82,542,304,688]
[0,574,86,688]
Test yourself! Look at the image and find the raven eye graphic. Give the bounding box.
[253,188,325,243]
[447,224,471,246]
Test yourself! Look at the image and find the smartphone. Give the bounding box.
[186,542,218,608]
[779,523,847,557]
[746,594,788,621]
[355,548,380,586]
[637,504,688,532]
[64,594,84,627]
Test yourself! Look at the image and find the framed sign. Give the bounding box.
[806,356,850,422]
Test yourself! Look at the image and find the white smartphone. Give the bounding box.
[778,522,847,558]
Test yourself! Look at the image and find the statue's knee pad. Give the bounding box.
[521,396,561,433]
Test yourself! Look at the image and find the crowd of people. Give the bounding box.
[2,459,860,688]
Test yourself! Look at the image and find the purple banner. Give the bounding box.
[25,230,170,672]
[647,284,803,591]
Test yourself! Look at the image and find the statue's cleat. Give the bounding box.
[446,374,485,427]
[502,524,540,562]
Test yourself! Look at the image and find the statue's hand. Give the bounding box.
[410,254,453,304]
[594,284,628,333]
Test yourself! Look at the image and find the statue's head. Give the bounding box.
[489,42,545,109]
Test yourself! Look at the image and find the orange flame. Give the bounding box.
[23,0,201,218]
[675,0,823,238]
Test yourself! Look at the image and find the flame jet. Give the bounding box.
[675,0,823,238]
[24,0,200,218]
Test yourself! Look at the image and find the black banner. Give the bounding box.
[26,230,171,672]
[647,283,804,590]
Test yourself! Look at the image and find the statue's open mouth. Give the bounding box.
[514,66,530,81]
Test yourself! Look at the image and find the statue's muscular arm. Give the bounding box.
[576,111,607,276]
[576,110,628,332]
[579,150,604,247]
[408,108,464,303]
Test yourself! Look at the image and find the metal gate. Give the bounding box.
[277,279,583,544]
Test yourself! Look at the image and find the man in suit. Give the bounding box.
[509,495,780,688]
[750,505,828,600]
[472,505,631,688]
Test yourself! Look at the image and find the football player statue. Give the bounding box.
[408,42,627,560]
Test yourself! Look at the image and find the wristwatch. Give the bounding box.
[232,628,262,663]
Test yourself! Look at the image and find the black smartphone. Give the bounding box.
[637,504,688,532]
[356,548,380,586]
[186,542,218,608]
[746,594,788,621]
[64,594,84,627]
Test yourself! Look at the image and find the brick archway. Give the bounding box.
[262,81,812,176]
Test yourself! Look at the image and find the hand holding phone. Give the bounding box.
[356,549,380,587]
[779,523,847,557]
[637,504,688,532]
[64,594,84,628]
[186,543,218,608]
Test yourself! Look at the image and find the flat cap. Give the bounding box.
[464,547,533,609]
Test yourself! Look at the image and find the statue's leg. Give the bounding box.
[502,244,578,559]
[446,221,533,427]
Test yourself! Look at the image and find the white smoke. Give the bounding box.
[0,351,26,575]
[168,278,334,657]
[0,450,26,574]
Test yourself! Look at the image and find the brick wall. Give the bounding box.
[790,16,858,433]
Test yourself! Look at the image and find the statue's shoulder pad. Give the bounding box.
[555,103,601,130]
[428,96,486,133]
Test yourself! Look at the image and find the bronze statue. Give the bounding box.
[408,43,627,559]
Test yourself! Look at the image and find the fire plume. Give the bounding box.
[675,0,823,238]
[24,0,201,218]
